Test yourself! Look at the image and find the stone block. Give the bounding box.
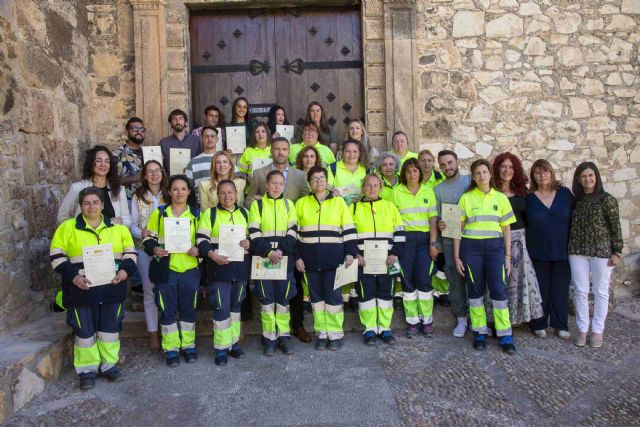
[582,78,605,96]
[365,18,384,40]
[12,368,44,411]
[626,118,640,133]
[167,71,187,94]
[500,97,528,112]
[608,38,633,63]
[367,89,385,110]
[526,18,552,34]
[365,0,383,17]
[473,71,503,85]
[605,15,636,32]
[510,81,540,94]
[479,86,508,105]
[466,105,495,122]
[556,120,581,137]
[613,168,638,181]
[422,117,452,139]
[484,55,504,70]
[16,0,47,45]
[35,355,53,380]
[550,10,582,34]
[558,47,584,67]
[367,112,386,133]
[486,14,523,38]
[166,24,184,48]
[630,145,640,163]
[366,66,385,88]
[585,19,605,31]
[524,37,546,56]
[16,44,64,90]
[17,90,55,135]
[452,11,485,38]
[548,140,575,151]
[622,0,640,14]
[587,116,617,131]
[452,125,477,143]
[475,141,493,157]
[454,142,474,159]
[531,101,563,118]
[365,42,384,65]
[167,50,185,71]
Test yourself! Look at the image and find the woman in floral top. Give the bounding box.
[568,162,623,349]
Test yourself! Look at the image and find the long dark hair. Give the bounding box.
[266,105,289,135]
[304,101,330,135]
[230,97,249,124]
[82,145,121,199]
[466,159,496,192]
[572,161,604,201]
[134,160,170,204]
[167,175,198,212]
[492,152,528,196]
[249,123,272,148]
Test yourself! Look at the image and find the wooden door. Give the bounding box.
[189,7,362,139]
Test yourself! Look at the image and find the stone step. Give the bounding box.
[0,313,72,423]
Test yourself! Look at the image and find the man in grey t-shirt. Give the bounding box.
[159,109,203,173]
[434,150,471,338]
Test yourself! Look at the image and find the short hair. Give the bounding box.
[302,121,319,133]
[378,152,400,173]
[467,159,496,192]
[204,105,225,124]
[78,186,104,205]
[392,131,408,141]
[437,149,458,160]
[418,149,435,161]
[399,158,423,185]
[572,161,604,201]
[168,109,188,123]
[125,117,143,129]
[201,126,219,136]
[529,159,558,192]
[272,136,290,146]
[216,179,237,196]
[362,173,383,189]
[307,165,328,182]
[266,170,285,183]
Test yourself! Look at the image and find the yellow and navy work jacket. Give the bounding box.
[237,145,271,175]
[425,170,444,190]
[392,183,438,233]
[197,204,250,282]
[248,194,298,273]
[50,215,136,308]
[459,188,516,239]
[380,175,400,202]
[352,198,406,259]
[143,205,199,272]
[397,151,418,167]
[330,160,368,205]
[294,192,358,271]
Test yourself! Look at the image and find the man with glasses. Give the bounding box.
[289,122,336,167]
[113,117,146,202]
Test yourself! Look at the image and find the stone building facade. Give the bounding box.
[0,0,638,330]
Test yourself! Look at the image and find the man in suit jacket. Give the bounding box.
[245,137,309,208]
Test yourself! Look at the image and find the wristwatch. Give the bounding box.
[430,241,438,247]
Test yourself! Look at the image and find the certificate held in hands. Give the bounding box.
[82,244,116,287]
[169,148,191,176]
[251,256,288,280]
[163,217,192,253]
[276,125,294,142]
[225,125,247,154]
[218,224,246,262]
[363,240,388,275]
[441,204,462,239]
[333,261,358,289]
[142,146,163,166]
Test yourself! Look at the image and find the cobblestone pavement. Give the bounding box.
[6,299,640,426]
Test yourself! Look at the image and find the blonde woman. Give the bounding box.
[341,119,379,168]
[199,151,246,211]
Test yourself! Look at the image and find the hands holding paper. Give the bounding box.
[295,258,305,272]
[386,254,398,266]
[269,250,283,264]
[344,255,354,268]
[72,269,128,290]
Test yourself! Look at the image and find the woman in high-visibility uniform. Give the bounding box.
[378,152,401,202]
[197,180,250,366]
[50,187,137,390]
[393,158,439,338]
[295,166,358,350]
[238,123,272,177]
[143,175,201,367]
[352,174,405,345]
[453,159,516,354]
[330,140,368,206]
[248,170,298,356]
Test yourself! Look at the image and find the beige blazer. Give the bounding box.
[199,178,246,212]
[244,165,309,208]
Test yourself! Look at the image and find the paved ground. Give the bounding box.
[5,298,640,426]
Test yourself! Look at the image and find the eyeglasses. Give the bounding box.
[146,169,162,175]
[130,126,146,132]
[303,129,317,134]
[310,176,326,182]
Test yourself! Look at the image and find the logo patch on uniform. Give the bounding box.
[424,198,428,204]
[493,205,498,211]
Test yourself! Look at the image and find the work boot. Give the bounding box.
[438,294,451,307]
[328,339,343,351]
[499,335,516,355]
[406,324,418,339]
[422,322,434,338]
[453,317,467,338]
[473,333,488,350]
[102,367,123,382]
[165,351,180,367]
[183,348,198,364]
[214,350,228,366]
[79,375,96,391]
[316,338,328,350]
[380,330,396,345]
[363,331,376,346]
[293,326,312,343]
[229,344,245,359]
[264,341,276,356]
[278,337,294,355]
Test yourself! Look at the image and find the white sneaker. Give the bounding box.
[558,329,571,340]
[534,329,547,338]
[453,317,467,337]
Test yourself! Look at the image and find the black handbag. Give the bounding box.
[148,206,170,283]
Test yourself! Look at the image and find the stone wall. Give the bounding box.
[0,1,134,331]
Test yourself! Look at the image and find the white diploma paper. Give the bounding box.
[216,127,224,151]
[225,126,247,154]
[218,224,246,262]
[363,240,389,275]
[163,217,191,253]
[142,146,163,166]
[82,244,116,287]
[335,184,362,205]
[441,203,462,239]
[251,256,288,280]
[252,157,272,172]
[169,148,191,176]
[333,261,358,289]
[276,125,294,142]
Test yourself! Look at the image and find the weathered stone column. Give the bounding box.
[130,0,168,145]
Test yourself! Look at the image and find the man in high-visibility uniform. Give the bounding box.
[50,187,137,390]
[352,174,405,345]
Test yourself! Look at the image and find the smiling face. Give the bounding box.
[217,182,237,208]
[418,152,435,176]
[342,142,360,166]
[472,164,491,188]
[80,194,104,220]
[405,164,421,185]
[348,122,363,141]
[380,156,397,178]
[309,104,322,124]
[301,149,317,170]
[302,124,318,144]
[127,121,145,144]
[169,178,190,205]
[144,163,163,186]
[92,150,111,178]
[214,154,231,179]
[392,133,408,155]
[363,175,381,200]
[201,128,219,151]
[267,174,285,198]
[438,154,459,179]
[579,168,597,193]
[204,110,220,127]
[254,125,268,147]
[309,171,327,194]
[532,166,552,188]
[275,108,285,125]
[235,99,248,120]
[498,158,514,184]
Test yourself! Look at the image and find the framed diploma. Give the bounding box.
[252,157,272,172]
[225,125,247,154]
[251,256,288,280]
[82,244,116,287]
[441,203,462,239]
[276,125,294,142]
[169,148,191,176]
[163,217,192,253]
[142,146,163,166]
[363,240,388,275]
[333,261,358,289]
[218,224,246,262]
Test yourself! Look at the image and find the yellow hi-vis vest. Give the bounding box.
[458,187,515,239]
[143,205,199,272]
[351,198,405,256]
[392,183,438,232]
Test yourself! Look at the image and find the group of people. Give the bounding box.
[50,100,623,391]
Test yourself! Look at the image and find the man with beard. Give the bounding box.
[434,150,471,338]
[159,109,203,173]
[113,117,146,201]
